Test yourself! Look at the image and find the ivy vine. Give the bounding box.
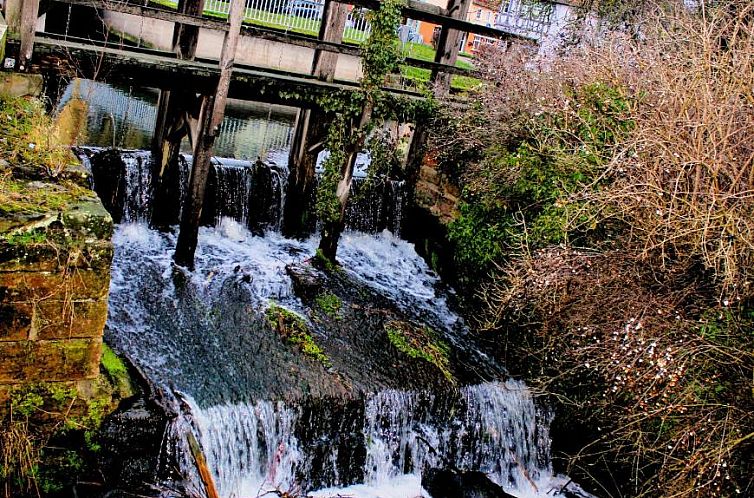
[315,0,405,225]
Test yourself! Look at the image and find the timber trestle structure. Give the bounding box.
[2,0,539,265]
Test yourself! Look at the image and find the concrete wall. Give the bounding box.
[103,11,363,81]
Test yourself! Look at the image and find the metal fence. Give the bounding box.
[174,0,373,43]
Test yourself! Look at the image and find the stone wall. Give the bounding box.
[0,197,113,403]
[414,152,461,225]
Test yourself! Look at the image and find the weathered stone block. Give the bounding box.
[0,240,114,272]
[0,269,110,302]
[0,302,31,341]
[0,338,102,383]
[0,73,43,98]
[62,201,114,240]
[36,298,108,340]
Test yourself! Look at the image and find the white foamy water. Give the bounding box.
[110,221,462,331]
[179,380,588,498]
[102,152,592,498]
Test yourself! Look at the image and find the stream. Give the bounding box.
[62,79,593,498]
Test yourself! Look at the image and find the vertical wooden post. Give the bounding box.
[151,0,207,228]
[173,0,207,59]
[18,0,40,70]
[431,0,472,95]
[174,0,245,269]
[311,0,349,82]
[282,0,348,238]
[282,108,322,237]
[4,0,23,37]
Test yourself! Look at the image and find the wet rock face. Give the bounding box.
[98,397,172,493]
[422,468,516,498]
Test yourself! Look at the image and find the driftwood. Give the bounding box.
[186,431,221,498]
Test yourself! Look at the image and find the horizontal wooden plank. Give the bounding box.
[339,0,533,41]
[55,0,225,30]
[32,35,429,103]
[49,0,472,75]
[53,0,534,41]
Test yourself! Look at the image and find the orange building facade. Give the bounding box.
[415,0,503,54]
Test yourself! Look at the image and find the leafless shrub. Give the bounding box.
[445,2,754,496]
[483,247,753,497]
[574,2,754,299]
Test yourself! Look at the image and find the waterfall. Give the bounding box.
[73,112,594,497]
[180,380,571,498]
[121,150,153,223]
[87,149,406,236]
[212,162,255,227]
[345,178,407,236]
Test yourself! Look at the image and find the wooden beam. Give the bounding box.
[4,0,23,36]
[173,0,245,269]
[32,35,429,103]
[432,0,471,94]
[172,0,208,58]
[340,0,531,41]
[53,0,224,30]
[19,0,41,69]
[52,0,531,41]
[312,0,349,81]
[186,432,221,498]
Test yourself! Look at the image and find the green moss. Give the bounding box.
[384,320,453,382]
[265,303,331,367]
[1,228,47,246]
[1,376,123,494]
[315,292,342,320]
[314,247,339,271]
[101,344,134,400]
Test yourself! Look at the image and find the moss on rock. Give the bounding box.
[265,303,331,367]
[384,320,453,382]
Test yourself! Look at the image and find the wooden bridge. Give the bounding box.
[1,0,560,266]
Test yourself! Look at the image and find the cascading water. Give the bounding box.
[104,219,590,497]
[121,150,154,223]
[177,380,579,498]
[68,81,594,498]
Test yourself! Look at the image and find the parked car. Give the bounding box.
[289,0,322,20]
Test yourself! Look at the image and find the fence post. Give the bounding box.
[431,0,471,95]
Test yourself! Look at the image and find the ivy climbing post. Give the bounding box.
[283,0,350,238]
[316,0,403,263]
